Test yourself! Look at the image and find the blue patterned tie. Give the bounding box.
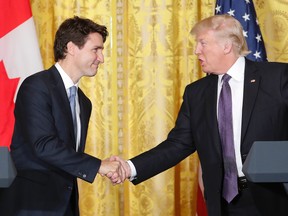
[218,74,238,203]
[69,86,77,140]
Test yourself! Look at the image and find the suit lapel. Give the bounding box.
[241,59,260,142]
[205,74,223,156]
[50,66,77,147]
[51,66,91,152]
[78,89,90,152]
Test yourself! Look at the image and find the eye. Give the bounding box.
[93,47,104,53]
[200,41,207,46]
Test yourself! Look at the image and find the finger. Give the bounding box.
[111,155,121,162]
[119,163,126,181]
[109,156,116,161]
[111,171,119,179]
[106,171,113,178]
[111,176,120,184]
[115,179,122,185]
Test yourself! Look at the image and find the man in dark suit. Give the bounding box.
[0,16,124,216]
[111,14,288,215]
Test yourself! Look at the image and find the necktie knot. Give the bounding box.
[69,86,77,100]
[222,74,231,83]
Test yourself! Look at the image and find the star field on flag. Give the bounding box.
[215,0,267,62]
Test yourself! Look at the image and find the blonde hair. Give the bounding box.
[190,14,250,56]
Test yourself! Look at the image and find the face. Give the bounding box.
[73,32,105,78]
[194,30,227,74]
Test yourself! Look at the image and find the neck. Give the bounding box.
[58,60,79,84]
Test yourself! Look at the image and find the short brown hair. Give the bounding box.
[53,16,108,61]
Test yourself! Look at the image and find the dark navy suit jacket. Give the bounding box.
[131,59,288,216]
[0,65,101,216]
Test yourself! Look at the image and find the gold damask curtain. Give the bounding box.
[30,0,288,215]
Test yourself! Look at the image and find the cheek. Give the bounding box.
[91,52,99,61]
[204,52,215,62]
[208,49,222,61]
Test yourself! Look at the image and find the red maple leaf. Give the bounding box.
[0,61,20,148]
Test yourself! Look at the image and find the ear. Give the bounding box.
[223,40,233,55]
[66,41,76,55]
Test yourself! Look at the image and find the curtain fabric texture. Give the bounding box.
[30,0,288,215]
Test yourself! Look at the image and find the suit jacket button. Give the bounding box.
[68,186,73,191]
[83,174,87,178]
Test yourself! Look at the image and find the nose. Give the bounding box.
[194,43,201,55]
[97,51,104,63]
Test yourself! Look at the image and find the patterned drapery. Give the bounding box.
[30,0,288,215]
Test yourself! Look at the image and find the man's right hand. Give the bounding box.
[98,159,124,184]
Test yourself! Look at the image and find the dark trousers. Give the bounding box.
[222,187,261,216]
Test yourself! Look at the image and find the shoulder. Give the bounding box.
[17,66,62,100]
[179,74,218,104]
[185,74,217,92]
[24,65,59,84]
[246,58,288,73]
[245,59,288,91]
[20,66,63,92]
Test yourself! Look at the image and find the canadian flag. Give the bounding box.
[0,0,43,148]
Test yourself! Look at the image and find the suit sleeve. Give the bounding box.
[130,86,196,184]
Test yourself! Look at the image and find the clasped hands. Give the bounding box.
[98,156,130,184]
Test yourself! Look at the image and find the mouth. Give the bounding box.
[198,59,205,66]
[92,63,99,70]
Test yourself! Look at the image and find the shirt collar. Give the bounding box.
[219,57,245,82]
[55,62,78,90]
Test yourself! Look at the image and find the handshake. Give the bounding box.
[98,156,131,184]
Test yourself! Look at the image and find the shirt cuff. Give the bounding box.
[126,160,137,181]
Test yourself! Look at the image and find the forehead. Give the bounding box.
[85,32,104,47]
[195,29,215,41]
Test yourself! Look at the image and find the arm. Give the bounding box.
[108,87,197,184]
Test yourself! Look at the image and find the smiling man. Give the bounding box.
[0,16,124,216]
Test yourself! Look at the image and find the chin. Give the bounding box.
[89,69,98,76]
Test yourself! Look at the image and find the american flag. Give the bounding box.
[215,0,267,62]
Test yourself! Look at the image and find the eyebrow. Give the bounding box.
[94,45,104,49]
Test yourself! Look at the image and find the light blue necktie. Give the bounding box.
[218,74,238,203]
[69,86,77,140]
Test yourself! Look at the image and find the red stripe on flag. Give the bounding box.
[197,184,208,216]
[197,163,208,216]
[0,0,32,37]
